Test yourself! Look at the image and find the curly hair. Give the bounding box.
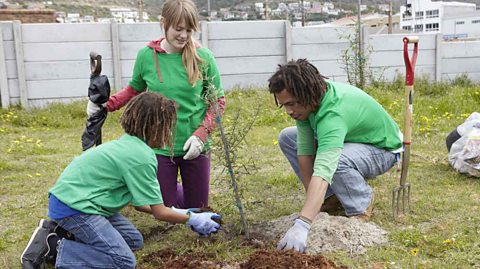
[121,92,177,150]
[268,59,328,110]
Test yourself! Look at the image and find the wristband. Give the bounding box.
[298,215,312,225]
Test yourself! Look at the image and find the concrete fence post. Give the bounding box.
[111,19,122,90]
[12,20,28,109]
[201,20,209,48]
[0,23,10,108]
[361,25,369,54]
[435,33,442,82]
[284,20,292,63]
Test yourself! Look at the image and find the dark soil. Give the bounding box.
[139,248,348,269]
[239,250,348,269]
[137,214,354,269]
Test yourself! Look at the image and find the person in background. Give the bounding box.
[21,92,221,269]
[86,0,225,209]
[268,59,402,253]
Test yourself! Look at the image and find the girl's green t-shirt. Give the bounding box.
[129,46,224,156]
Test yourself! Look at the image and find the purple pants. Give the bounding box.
[156,153,210,208]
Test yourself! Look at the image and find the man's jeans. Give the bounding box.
[53,212,143,269]
[278,126,396,216]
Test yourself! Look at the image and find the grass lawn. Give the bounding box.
[1,78,480,268]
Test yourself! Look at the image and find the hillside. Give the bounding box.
[0,0,398,18]
[4,0,480,20]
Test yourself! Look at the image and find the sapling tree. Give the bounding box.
[201,78,261,240]
[338,26,376,89]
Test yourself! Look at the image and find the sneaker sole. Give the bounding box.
[20,219,46,265]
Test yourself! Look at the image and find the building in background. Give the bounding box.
[0,8,56,23]
[110,7,148,23]
[442,11,480,40]
[400,0,476,33]
[327,13,400,29]
[66,13,80,23]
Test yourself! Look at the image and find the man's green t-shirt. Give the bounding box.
[296,81,402,183]
[49,134,163,217]
[129,46,224,156]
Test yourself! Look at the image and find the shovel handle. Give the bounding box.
[90,51,102,76]
[403,85,414,143]
[399,37,418,187]
[403,36,418,86]
[400,84,414,186]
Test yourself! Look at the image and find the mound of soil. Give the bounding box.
[251,212,388,255]
[239,250,347,269]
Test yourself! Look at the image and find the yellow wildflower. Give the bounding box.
[443,238,455,244]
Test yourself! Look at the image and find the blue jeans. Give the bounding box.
[278,126,396,216]
[53,212,143,269]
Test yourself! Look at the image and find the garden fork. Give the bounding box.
[392,36,418,218]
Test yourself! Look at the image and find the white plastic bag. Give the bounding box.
[448,112,480,177]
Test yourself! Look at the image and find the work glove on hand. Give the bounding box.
[186,211,221,237]
[183,135,204,160]
[86,100,105,118]
[171,206,200,215]
[277,218,311,253]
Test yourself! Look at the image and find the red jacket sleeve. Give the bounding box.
[193,96,226,142]
[106,85,141,112]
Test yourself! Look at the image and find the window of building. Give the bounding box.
[415,11,424,19]
[473,20,480,24]
[426,22,439,31]
[402,13,412,21]
[426,9,439,18]
[403,25,412,30]
[455,21,465,25]
[414,24,423,32]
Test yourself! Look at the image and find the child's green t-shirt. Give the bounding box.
[49,134,163,217]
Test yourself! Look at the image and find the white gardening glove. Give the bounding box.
[86,100,104,118]
[277,218,311,253]
[171,206,200,215]
[182,135,204,160]
[186,211,221,237]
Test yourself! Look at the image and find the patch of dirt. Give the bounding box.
[239,249,347,269]
[251,212,388,255]
[138,212,386,268]
[139,249,226,269]
[139,249,346,269]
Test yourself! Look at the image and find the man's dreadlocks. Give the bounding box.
[121,92,177,150]
[268,59,328,110]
